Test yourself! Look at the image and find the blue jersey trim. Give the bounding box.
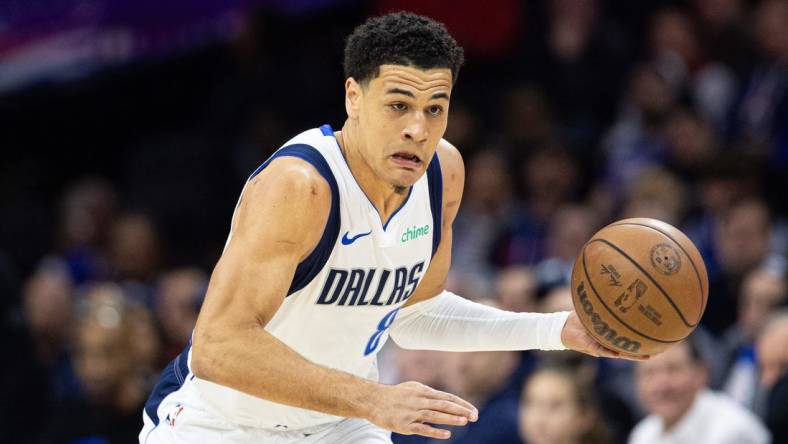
[248,143,341,296]
[382,186,413,231]
[144,344,191,426]
[320,123,412,232]
[426,153,443,257]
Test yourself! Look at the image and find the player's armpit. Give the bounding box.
[404,139,465,306]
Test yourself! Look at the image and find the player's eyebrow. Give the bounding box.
[385,88,415,98]
[385,88,449,101]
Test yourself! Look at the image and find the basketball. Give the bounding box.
[570,218,709,357]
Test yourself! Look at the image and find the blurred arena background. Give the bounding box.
[1,1,786,443]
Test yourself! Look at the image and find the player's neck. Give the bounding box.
[336,124,408,220]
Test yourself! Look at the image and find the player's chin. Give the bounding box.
[386,163,425,186]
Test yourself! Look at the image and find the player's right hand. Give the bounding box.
[366,381,478,440]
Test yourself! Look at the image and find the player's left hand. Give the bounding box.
[560,311,650,361]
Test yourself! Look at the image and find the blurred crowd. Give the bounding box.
[1,0,787,443]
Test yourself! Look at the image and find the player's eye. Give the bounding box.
[427,105,443,116]
[389,103,407,111]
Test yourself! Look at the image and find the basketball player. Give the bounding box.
[140,12,641,444]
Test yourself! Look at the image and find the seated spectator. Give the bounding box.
[389,348,455,444]
[438,299,536,444]
[630,337,770,444]
[621,168,686,227]
[43,283,156,444]
[22,263,81,401]
[664,107,720,180]
[534,286,638,444]
[705,198,778,334]
[756,310,788,443]
[534,204,599,291]
[54,178,117,285]
[719,267,786,408]
[451,149,516,295]
[155,267,207,363]
[519,364,611,444]
[602,64,676,200]
[730,0,788,166]
[108,211,163,296]
[495,265,538,313]
[539,284,574,314]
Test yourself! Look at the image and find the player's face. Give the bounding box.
[349,65,452,188]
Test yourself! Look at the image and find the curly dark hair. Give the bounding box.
[343,12,465,85]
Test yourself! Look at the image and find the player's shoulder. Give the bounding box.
[245,154,332,211]
[434,138,464,203]
[435,138,464,178]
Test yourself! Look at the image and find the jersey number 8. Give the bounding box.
[364,308,400,356]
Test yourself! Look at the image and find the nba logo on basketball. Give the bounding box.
[614,279,647,313]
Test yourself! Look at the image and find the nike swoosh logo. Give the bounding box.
[341,231,372,245]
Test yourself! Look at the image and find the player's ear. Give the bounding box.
[345,77,362,119]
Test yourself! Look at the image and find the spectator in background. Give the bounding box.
[438,299,536,444]
[3,259,59,444]
[664,107,720,181]
[535,287,638,443]
[500,85,556,155]
[539,285,574,314]
[108,211,163,302]
[54,178,117,285]
[649,7,736,129]
[519,364,611,444]
[630,337,770,444]
[43,283,155,444]
[22,264,81,401]
[719,267,786,408]
[534,204,598,291]
[756,310,788,443]
[692,0,754,77]
[497,143,580,268]
[451,149,515,295]
[706,198,778,334]
[603,64,676,200]
[682,155,760,272]
[442,100,483,157]
[389,349,455,444]
[536,0,629,148]
[130,300,163,391]
[495,265,538,313]
[730,0,788,167]
[621,168,687,226]
[155,267,207,363]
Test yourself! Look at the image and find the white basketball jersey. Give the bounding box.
[143,125,443,433]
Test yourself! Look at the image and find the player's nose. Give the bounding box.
[402,112,428,144]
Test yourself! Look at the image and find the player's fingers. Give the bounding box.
[417,409,469,426]
[595,344,620,359]
[593,341,650,361]
[408,422,452,440]
[423,398,475,418]
[425,389,478,420]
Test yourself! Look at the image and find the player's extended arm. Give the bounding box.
[389,141,622,358]
[190,157,476,440]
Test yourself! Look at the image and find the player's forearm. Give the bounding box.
[191,327,380,420]
[389,290,570,351]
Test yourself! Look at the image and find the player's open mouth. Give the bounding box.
[390,152,421,168]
